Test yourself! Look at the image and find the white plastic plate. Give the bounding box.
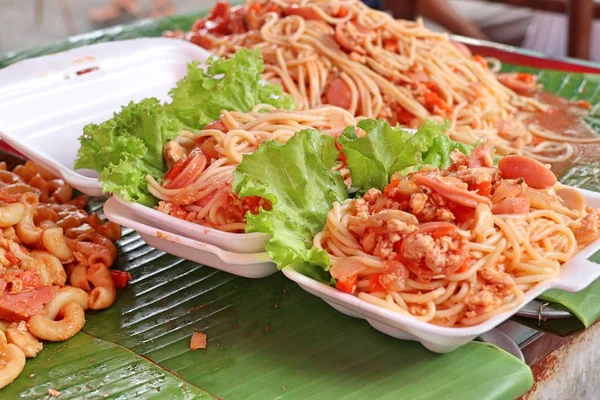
[113,195,270,253]
[0,38,211,196]
[283,188,600,353]
[103,197,277,279]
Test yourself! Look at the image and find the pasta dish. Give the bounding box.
[0,160,128,388]
[172,0,600,164]
[150,104,357,231]
[315,143,600,327]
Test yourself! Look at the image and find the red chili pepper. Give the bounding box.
[430,224,456,239]
[189,32,215,50]
[334,137,347,164]
[424,91,451,115]
[191,19,206,32]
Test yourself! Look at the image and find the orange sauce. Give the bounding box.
[528,92,599,177]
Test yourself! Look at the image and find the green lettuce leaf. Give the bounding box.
[167,49,294,130]
[232,130,347,283]
[422,132,474,169]
[74,98,181,206]
[339,119,455,192]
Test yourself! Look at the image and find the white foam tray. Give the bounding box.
[0,38,211,197]
[103,197,277,278]
[284,187,600,353]
[113,195,270,253]
[0,37,270,253]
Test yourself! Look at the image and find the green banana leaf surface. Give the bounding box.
[2,9,600,399]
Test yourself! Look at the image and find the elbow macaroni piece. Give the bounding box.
[0,340,26,389]
[5,325,43,358]
[95,222,122,242]
[44,287,89,320]
[69,264,92,292]
[0,203,25,228]
[75,233,117,268]
[28,303,85,342]
[41,227,73,262]
[30,251,67,286]
[87,264,116,310]
[16,192,42,245]
[0,327,7,343]
[28,174,50,203]
[2,226,20,243]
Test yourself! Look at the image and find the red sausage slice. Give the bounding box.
[498,155,557,189]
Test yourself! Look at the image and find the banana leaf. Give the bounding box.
[9,332,213,399]
[5,9,600,398]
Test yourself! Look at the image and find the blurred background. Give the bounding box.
[0,0,599,61]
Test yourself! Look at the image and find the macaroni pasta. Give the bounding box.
[0,160,127,389]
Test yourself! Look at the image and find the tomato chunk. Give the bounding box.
[471,180,492,197]
[368,274,385,292]
[18,269,43,290]
[110,270,132,289]
[164,158,187,182]
[336,275,358,294]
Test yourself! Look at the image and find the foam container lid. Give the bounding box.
[0,37,270,254]
[0,38,211,196]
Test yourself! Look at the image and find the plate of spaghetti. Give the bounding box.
[137,104,357,248]
[177,0,600,167]
[221,118,600,352]
[284,146,600,351]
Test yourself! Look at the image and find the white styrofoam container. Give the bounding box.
[103,197,277,278]
[0,38,211,197]
[0,38,270,253]
[283,187,600,353]
[113,195,270,253]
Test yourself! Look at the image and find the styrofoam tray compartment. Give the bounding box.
[113,195,270,253]
[284,188,600,353]
[0,38,211,196]
[103,197,277,278]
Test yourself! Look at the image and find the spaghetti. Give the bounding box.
[148,104,357,231]
[174,0,600,164]
[314,143,600,327]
